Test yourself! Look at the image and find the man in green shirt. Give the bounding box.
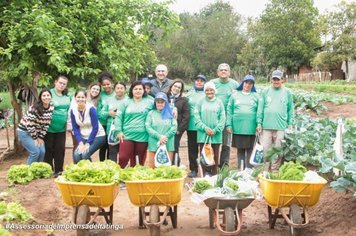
[211,63,239,168]
[257,70,294,170]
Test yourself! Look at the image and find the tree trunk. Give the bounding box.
[8,81,23,152]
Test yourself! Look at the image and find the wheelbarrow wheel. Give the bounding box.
[289,204,302,236]
[76,205,90,236]
[224,207,235,232]
[149,205,160,236]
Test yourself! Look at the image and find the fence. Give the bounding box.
[287,72,332,83]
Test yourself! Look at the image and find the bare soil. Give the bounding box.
[0,102,355,236]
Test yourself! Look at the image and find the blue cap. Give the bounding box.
[142,78,153,87]
[196,74,207,81]
[154,92,173,119]
[242,74,255,82]
[237,74,256,92]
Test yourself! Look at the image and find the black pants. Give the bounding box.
[173,133,183,165]
[44,131,66,173]
[108,144,120,163]
[99,125,109,161]
[187,130,198,172]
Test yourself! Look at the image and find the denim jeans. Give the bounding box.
[73,136,106,163]
[17,129,45,165]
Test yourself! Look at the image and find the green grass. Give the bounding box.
[284,83,356,95]
[0,92,12,109]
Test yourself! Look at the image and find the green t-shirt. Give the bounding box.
[211,78,239,110]
[102,96,128,133]
[98,90,115,126]
[194,97,226,144]
[114,96,154,142]
[47,88,70,133]
[186,89,205,131]
[257,86,294,130]
[226,91,260,135]
[145,110,177,152]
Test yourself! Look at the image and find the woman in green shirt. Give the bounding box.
[226,75,260,169]
[195,81,226,176]
[44,75,70,177]
[102,82,127,162]
[186,74,206,177]
[115,81,154,168]
[145,92,177,168]
[97,71,115,161]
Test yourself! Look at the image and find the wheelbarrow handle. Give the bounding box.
[281,207,310,228]
[214,208,243,235]
[140,206,170,227]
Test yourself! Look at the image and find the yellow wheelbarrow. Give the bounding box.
[56,179,119,236]
[259,175,327,236]
[125,177,185,236]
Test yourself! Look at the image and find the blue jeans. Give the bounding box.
[73,136,106,163]
[17,129,45,165]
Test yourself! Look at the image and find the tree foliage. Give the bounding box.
[313,1,356,70]
[0,0,179,87]
[255,0,320,73]
[0,0,179,150]
[154,2,246,79]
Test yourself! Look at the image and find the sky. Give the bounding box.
[164,0,346,18]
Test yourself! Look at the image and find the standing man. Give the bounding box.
[150,64,173,97]
[257,69,294,171]
[211,63,239,168]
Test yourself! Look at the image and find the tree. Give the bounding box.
[255,0,320,73]
[154,1,246,79]
[0,0,179,150]
[313,1,356,71]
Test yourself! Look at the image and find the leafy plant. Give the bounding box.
[29,162,52,179]
[0,201,32,223]
[192,180,213,194]
[7,165,34,185]
[62,160,121,184]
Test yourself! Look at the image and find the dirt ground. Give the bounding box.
[0,102,355,236]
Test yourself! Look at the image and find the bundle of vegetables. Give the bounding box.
[120,165,186,181]
[267,161,307,181]
[61,160,121,184]
[192,180,213,193]
[190,168,260,202]
[7,162,53,184]
[29,162,52,179]
[0,201,32,223]
[7,165,34,184]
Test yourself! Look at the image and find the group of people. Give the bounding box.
[17,63,294,177]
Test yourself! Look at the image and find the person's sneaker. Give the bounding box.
[204,172,212,177]
[53,172,62,178]
[120,183,126,190]
[188,170,197,178]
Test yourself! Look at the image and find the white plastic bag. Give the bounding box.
[154,145,171,167]
[107,120,119,145]
[200,136,215,166]
[249,135,264,166]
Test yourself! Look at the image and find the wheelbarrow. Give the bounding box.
[55,179,119,236]
[204,197,254,235]
[125,176,185,236]
[259,175,327,236]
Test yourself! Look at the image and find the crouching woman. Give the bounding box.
[70,90,106,163]
[145,92,177,168]
[18,88,54,164]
